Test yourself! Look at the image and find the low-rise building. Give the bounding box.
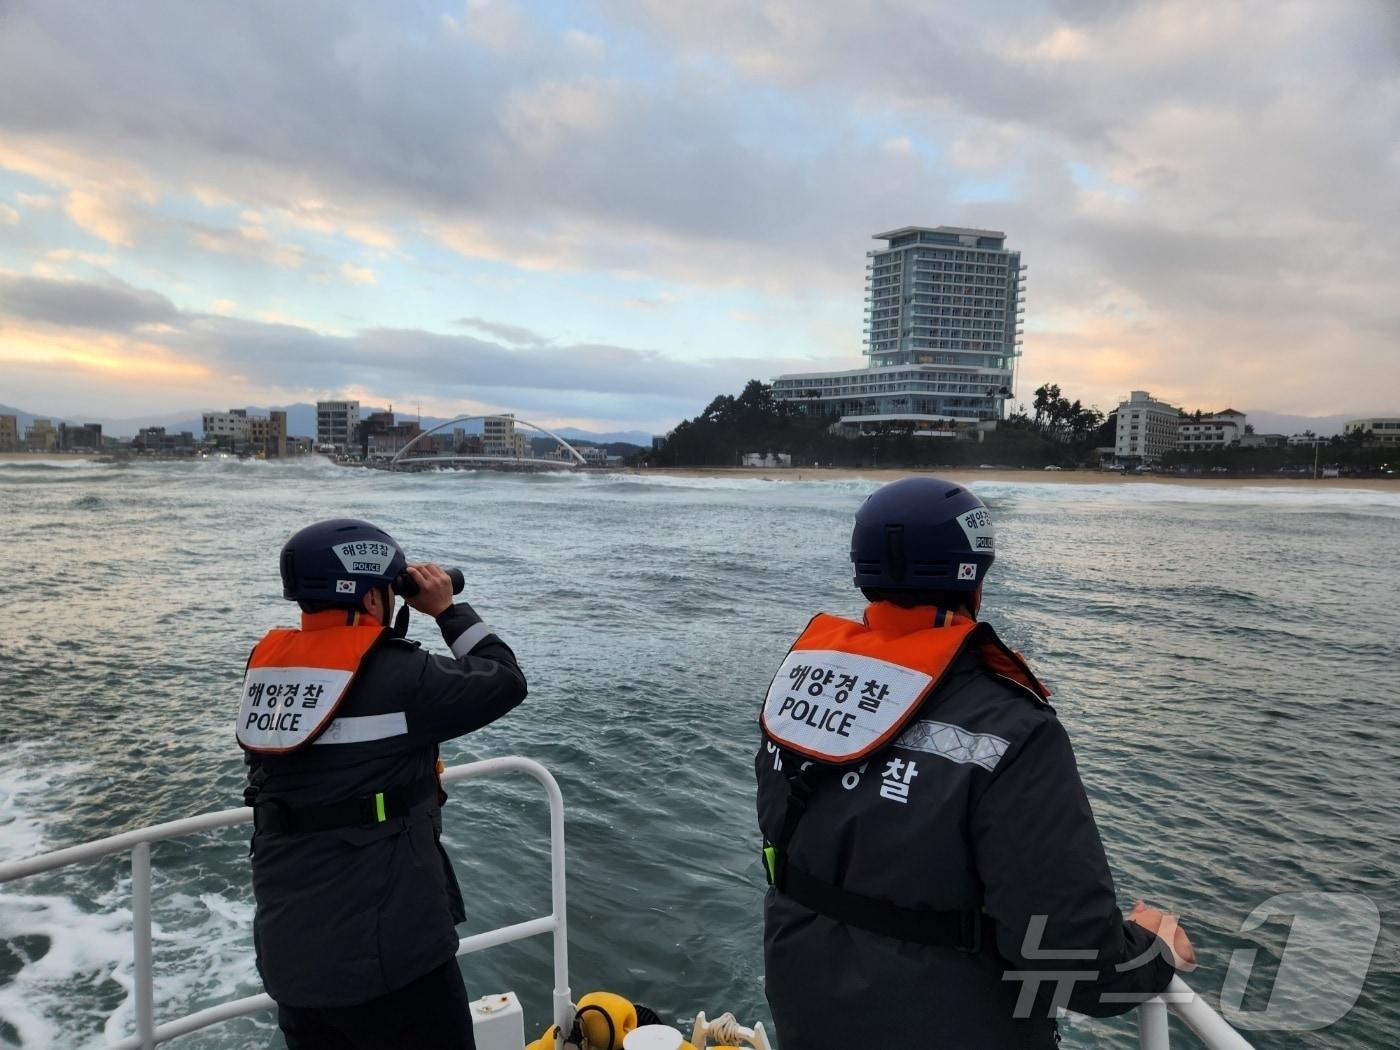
[1344,417,1400,446]
[248,410,288,458]
[742,452,792,468]
[58,422,103,452]
[134,426,166,451]
[203,409,251,450]
[1114,391,1181,463]
[361,412,422,460]
[0,415,18,452]
[25,418,58,452]
[134,427,197,454]
[1287,433,1328,447]
[483,415,524,455]
[1239,432,1288,449]
[1177,409,1247,451]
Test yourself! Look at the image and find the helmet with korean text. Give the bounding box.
[278,518,407,606]
[850,477,994,592]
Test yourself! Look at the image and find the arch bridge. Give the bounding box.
[387,415,589,471]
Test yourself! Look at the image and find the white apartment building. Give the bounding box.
[1344,417,1400,446]
[772,226,1025,430]
[316,400,360,452]
[1115,390,1182,463]
[1177,409,1247,451]
[203,410,251,446]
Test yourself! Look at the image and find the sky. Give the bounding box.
[0,0,1397,434]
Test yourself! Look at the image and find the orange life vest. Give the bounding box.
[760,603,1049,764]
[237,611,386,754]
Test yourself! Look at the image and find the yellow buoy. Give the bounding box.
[576,991,639,1050]
[525,1024,559,1050]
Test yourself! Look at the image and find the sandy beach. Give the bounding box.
[629,465,1400,492]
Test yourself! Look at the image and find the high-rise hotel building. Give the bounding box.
[773,226,1025,428]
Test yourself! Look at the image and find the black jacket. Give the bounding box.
[756,613,1174,1049]
[244,602,526,1007]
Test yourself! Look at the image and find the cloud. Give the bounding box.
[455,316,550,346]
[64,190,139,246]
[442,0,534,54]
[0,272,821,424]
[0,1,1396,417]
[0,204,17,225]
[188,219,308,269]
[339,262,377,285]
[564,28,607,61]
[0,272,179,329]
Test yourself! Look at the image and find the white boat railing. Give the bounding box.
[0,755,1253,1049]
[0,756,571,1050]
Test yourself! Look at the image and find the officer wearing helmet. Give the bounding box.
[239,519,526,1050]
[756,478,1194,1048]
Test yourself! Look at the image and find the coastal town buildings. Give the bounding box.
[771,226,1025,432]
[134,426,196,453]
[1344,417,1400,446]
[360,410,421,460]
[1177,409,1247,451]
[316,400,360,452]
[0,414,17,452]
[1114,391,1182,464]
[203,408,288,456]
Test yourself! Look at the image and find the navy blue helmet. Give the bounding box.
[279,519,407,606]
[850,477,994,592]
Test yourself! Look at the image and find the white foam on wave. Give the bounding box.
[588,471,881,494]
[966,479,1400,513]
[0,745,88,860]
[0,459,100,471]
[0,749,267,1048]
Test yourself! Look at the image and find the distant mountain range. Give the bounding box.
[0,402,654,447]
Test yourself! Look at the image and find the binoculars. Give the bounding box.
[393,567,465,598]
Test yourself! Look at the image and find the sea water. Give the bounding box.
[0,458,1397,1049]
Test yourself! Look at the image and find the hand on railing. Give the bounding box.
[1129,900,1198,972]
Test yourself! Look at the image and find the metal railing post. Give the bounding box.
[1139,998,1171,1049]
[544,764,572,1040]
[131,841,156,1050]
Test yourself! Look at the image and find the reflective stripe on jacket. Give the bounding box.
[245,602,527,1008]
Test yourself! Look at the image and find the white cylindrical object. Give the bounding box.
[1138,998,1170,1050]
[623,1025,684,1050]
[131,842,155,1050]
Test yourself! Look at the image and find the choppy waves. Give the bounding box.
[1,461,1397,1049]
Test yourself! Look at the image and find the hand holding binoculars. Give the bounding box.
[393,566,465,597]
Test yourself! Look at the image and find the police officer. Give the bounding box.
[756,478,1195,1048]
[239,519,526,1050]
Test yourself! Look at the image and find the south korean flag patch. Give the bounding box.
[335,579,356,594]
[958,562,979,581]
